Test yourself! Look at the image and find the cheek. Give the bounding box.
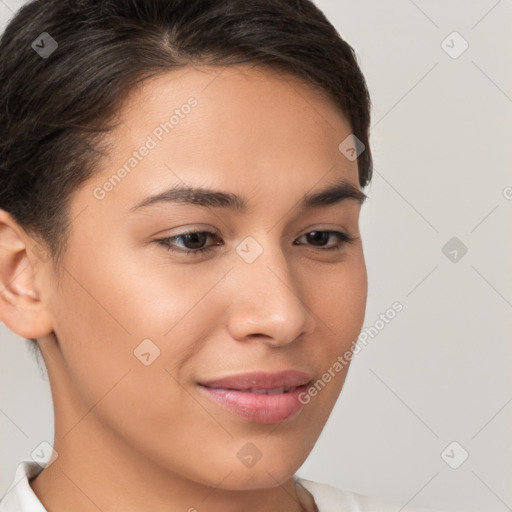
[47,242,228,402]
[47,264,228,473]
[301,251,367,402]
[311,251,367,343]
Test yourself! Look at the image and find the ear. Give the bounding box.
[0,209,53,339]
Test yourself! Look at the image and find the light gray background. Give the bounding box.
[1,1,511,511]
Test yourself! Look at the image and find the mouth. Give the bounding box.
[197,370,313,424]
[225,386,300,394]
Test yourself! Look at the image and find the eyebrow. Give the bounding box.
[129,178,367,213]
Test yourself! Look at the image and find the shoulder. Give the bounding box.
[296,477,447,512]
[0,460,47,512]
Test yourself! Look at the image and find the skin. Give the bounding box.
[0,63,368,512]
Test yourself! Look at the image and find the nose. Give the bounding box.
[226,242,316,347]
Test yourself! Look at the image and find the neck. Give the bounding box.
[29,416,314,512]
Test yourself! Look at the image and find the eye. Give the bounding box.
[294,230,355,251]
[155,229,354,256]
[156,230,221,255]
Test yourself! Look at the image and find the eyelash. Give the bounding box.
[155,229,355,256]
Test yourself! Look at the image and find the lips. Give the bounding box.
[199,370,312,391]
[197,370,313,424]
[239,386,296,394]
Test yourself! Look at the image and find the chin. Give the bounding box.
[218,466,299,491]
[212,443,309,491]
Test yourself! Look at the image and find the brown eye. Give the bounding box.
[295,230,354,250]
[156,231,222,255]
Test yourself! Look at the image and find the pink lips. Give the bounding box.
[197,370,312,424]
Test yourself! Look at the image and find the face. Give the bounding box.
[28,64,368,490]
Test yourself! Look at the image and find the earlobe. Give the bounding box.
[0,209,53,339]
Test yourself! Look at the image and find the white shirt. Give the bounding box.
[0,459,445,512]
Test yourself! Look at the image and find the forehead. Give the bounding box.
[112,62,353,158]
[121,62,344,125]
[77,63,360,221]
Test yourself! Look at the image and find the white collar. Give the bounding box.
[0,460,47,512]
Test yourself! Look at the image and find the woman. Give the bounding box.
[0,1,443,510]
